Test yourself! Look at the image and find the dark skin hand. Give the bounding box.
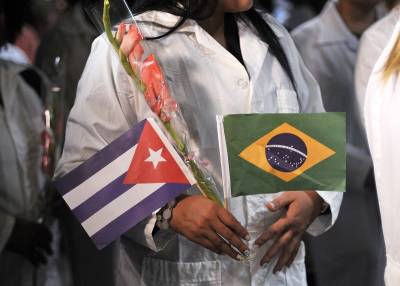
[255,191,324,273]
[170,195,250,260]
[5,218,53,267]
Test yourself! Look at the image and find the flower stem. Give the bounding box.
[102,0,222,206]
[103,0,145,93]
[163,122,186,153]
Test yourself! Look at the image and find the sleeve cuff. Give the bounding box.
[306,191,343,237]
[123,211,176,252]
[0,212,15,252]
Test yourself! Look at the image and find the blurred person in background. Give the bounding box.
[355,0,400,123]
[36,1,112,286]
[292,0,387,285]
[364,18,400,286]
[0,0,40,65]
[0,0,49,104]
[36,0,98,117]
[0,1,54,285]
[285,0,328,30]
[270,0,328,30]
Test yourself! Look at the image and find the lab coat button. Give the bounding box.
[237,78,249,89]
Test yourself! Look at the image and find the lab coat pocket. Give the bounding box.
[141,257,222,286]
[276,89,300,113]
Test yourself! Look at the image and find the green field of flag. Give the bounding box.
[218,113,346,197]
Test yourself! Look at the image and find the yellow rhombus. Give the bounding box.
[239,123,336,182]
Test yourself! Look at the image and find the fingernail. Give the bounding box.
[245,234,251,241]
[268,202,276,210]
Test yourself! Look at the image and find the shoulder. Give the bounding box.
[259,13,289,38]
[258,12,300,46]
[361,9,399,52]
[291,17,321,46]
[81,34,124,89]
[359,8,399,74]
[256,12,303,55]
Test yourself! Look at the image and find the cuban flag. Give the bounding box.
[55,118,196,249]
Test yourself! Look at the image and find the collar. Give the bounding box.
[317,0,387,50]
[134,10,285,38]
[317,0,358,50]
[133,10,283,60]
[0,44,30,65]
[134,10,198,37]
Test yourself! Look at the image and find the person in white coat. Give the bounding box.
[364,19,400,286]
[291,1,386,285]
[0,2,57,285]
[355,1,399,124]
[0,59,53,286]
[56,1,343,285]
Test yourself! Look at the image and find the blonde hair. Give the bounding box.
[383,34,400,81]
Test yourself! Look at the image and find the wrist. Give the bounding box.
[156,200,177,230]
[157,195,188,230]
[304,191,324,218]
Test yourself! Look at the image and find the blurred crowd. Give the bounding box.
[0,0,397,285]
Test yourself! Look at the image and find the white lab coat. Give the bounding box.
[0,44,30,65]
[356,5,400,124]
[364,19,400,286]
[0,60,71,286]
[56,11,342,286]
[0,60,45,285]
[291,1,386,286]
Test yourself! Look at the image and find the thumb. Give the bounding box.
[266,192,295,212]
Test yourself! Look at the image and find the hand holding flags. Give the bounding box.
[55,118,196,249]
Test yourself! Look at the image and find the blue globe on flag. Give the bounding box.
[265,133,308,172]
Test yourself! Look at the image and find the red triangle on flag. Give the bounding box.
[123,121,190,185]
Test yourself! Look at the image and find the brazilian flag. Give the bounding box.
[218,113,346,197]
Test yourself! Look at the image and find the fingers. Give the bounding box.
[260,230,294,266]
[28,248,48,267]
[255,217,288,247]
[273,236,301,273]
[189,227,242,260]
[217,208,250,241]
[206,230,242,260]
[286,239,301,268]
[35,225,53,255]
[193,236,222,255]
[210,220,249,255]
[37,239,53,256]
[266,193,295,212]
[169,195,249,260]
